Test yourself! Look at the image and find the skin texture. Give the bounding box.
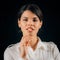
[18,10,42,58]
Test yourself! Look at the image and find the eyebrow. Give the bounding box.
[22,17,38,19]
[33,17,38,19]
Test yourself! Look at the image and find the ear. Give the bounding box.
[39,20,43,29]
[18,19,21,28]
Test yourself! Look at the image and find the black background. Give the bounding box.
[0,0,60,60]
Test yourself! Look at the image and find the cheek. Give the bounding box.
[34,26,39,33]
[21,26,25,30]
[36,23,40,29]
[21,24,27,31]
[35,24,40,31]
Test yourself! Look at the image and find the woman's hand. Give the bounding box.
[19,36,32,59]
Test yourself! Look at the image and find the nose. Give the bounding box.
[27,20,33,26]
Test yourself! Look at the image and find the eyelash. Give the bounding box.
[23,19,28,21]
[23,19,38,22]
[33,19,38,22]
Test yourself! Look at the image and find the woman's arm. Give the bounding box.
[4,48,14,60]
[4,47,27,60]
[52,42,60,60]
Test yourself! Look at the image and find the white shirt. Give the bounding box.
[4,37,60,60]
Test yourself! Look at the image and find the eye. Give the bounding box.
[33,19,38,22]
[23,19,28,21]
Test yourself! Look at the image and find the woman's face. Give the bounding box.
[18,10,42,36]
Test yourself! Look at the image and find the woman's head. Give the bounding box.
[18,4,43,36]
[18,4,43,21]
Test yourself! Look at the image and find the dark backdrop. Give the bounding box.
[0,0,60,60]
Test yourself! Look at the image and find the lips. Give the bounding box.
[26,27,34,32]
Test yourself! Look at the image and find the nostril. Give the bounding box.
[27,24,33,26]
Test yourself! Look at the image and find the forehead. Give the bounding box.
[21,10,38,18]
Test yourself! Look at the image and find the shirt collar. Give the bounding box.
[36,37,47,50]
[18,37,47,51]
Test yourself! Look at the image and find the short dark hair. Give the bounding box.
[17,4,43,21]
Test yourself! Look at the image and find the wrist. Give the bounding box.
[20,55,28,60]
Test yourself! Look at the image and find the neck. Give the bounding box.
[27,35,38,50]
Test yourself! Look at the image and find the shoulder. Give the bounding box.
[47,41,56,46]
[42,41,60,52]
[4,42,20,55]
[39,37,57,49]
[48,41,58,49]
[43,41,58,50]
[44,41,57,47]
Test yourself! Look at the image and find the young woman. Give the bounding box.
[4,4,60,60]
